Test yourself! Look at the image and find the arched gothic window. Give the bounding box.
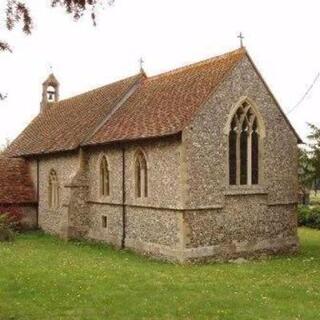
[135,150,148,198]
[100,156,110,196]
[229,101,260,185]
[48,169,59,209]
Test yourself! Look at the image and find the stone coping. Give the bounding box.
[87,200,297,211]
[268,201,298,206]
[87,200,224,211]
[224,186,268,196]
[64,184,89,188]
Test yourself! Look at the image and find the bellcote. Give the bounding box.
[40,73,59,113]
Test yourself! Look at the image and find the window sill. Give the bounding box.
[224,186,267,196]
[99,195,111,200]
[48,207,61,212]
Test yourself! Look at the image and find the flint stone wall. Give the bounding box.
[37,152,79,237]
[182,197,298,262]
[66,165,90,239]
[86,138,182,255]
[179,54,299,260]
[87,203,123,248]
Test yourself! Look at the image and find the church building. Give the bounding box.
[3,48,301,262]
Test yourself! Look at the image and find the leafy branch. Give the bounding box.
[0,0,115,100]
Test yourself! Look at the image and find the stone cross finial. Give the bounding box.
[237,32,244,48]
[139,57,144,73]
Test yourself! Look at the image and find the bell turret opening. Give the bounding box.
[41,73,60,113]
[47,85,57,102]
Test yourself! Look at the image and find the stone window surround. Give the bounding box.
[48,169,59,209]
[98,153,111,199]
[134,148,148,199]
[224,96,266,191]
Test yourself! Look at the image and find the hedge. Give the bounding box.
[298,205,320,229]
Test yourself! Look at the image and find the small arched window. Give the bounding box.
[228,101,260,186]
[48,169,59,209]
[135,150,148,198]
[100,156,110,196]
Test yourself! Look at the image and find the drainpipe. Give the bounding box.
[121,147,126,249]
[79,147,86,170]
[36,158,40,228]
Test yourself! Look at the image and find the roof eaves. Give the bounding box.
[16,146,79,159]
[82,131,182,149]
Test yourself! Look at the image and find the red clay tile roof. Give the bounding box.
[84,48,246,145]
[7,74,142,157]
[9,48,300,156]
[0,155,36,204]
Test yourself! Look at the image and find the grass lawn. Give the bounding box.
[0,229,320,320]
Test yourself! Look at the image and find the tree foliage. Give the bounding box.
[299,123,320,192]
[51,0,114,25]
[6,1,32,34]
[307,123,320,191]
[1,0,114,50]
[298,147,314,190]
[1,0,114,99]
[1,0,33,54]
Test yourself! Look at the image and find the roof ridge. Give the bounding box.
[45,49,244,105]
[147,48,246,81]
[55,73,142,105]
[81,75,143,145]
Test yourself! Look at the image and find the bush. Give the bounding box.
[298,205,320,229]
[0,214,15,242]
[310,192,320,206]
[0,207,24,242]
[298,205,310,226]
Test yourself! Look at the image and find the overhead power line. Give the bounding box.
[287,72,320,115]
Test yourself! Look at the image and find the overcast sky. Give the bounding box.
[1,0,320,146]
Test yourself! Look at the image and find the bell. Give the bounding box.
[48,91,55,101]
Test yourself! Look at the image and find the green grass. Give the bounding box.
[0,229,320,320]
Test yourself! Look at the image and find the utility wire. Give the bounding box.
[287,72,320,115]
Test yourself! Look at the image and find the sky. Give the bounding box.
[1,0,320,147]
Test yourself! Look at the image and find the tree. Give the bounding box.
[0,0,114,99]
[297,123,320,203]
[1,0,114,51]
[308,123,320,193]
[298,147,313,188]
[298,147,313,204]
